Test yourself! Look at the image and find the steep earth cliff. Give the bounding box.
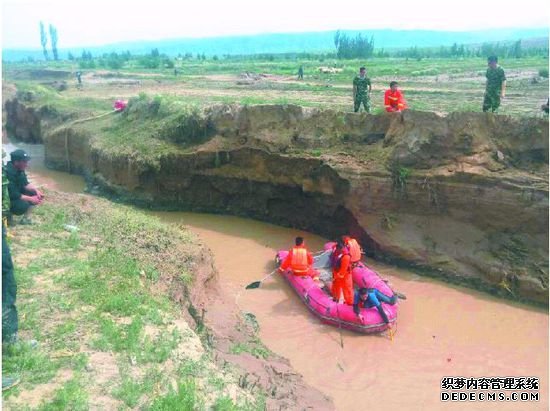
[6,99,549,304]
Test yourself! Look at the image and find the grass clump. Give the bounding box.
[149,379,201,411]
[230,338,271,359]
[37,377,88,411]
[2,343,61,387]
[156,107,215,146]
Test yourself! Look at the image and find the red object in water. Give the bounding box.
[274,244,398,334]
[113,99,128,112]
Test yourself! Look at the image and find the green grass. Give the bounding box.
[10,80,112,117]
[1,343,61,393]
[37,377,88,411]
[229,338,271,360]
[148,379,201,411]
[112,375,144,408]
[213,396,241,411]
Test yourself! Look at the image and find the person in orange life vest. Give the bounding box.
[279,236,316,277]
[342,235,363,266]
[384,81,407,112]
[330,239,353,305]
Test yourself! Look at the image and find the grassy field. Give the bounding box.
[3,55,549,117]
[2,191,265,410]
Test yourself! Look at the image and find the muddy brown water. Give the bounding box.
[5,142,548,411]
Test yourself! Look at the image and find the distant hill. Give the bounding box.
[3,27,548,61]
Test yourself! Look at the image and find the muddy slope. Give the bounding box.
[7,100,549,305]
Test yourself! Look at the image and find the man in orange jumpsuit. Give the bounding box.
[384,81,407,112]
[342,235,363,266]
[330,239,353,304]
[279,236,316,277]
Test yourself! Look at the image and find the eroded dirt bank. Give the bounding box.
[2,185,334,410]
[6,100,549,304]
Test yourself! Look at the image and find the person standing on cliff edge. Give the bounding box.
[353,66,372,113]
[483,55,506,113]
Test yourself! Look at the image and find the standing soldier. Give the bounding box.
[353,66,372,113]
[2,150,10,226]
[75,71,82,89]
[297,65,304,80]
[483,56,506,113]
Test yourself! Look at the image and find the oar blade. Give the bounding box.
[245,281,262,289]
[395,292,407,300]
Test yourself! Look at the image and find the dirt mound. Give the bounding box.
[236,71,268,85]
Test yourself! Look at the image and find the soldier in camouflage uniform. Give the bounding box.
[483,56,506,113]
[353,67,372,113]
[2,150,10,225]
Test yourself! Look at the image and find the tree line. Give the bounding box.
[332,30,547,60]
[384,40,547,59]
[34,23,547,66]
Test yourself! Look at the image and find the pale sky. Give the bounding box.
[2,0,549,49]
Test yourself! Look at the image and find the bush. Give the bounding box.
[107,58,124,69]
[79,60,96,69]
[138,56,160,69]
[539,68,549,78]
[410,68,439,77]
[162,58,174,69]
[124,93,162,118]
[157,106,215,146]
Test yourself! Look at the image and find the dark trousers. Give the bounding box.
[10,189,35,216]
[365,289,396,324]
[2,227,18,342]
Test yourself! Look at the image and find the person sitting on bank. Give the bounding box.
[330,239,353,305]
[342,235,363,266]
[353,287,397,326]
[384,81,407,112]
[279,236,316,278]
[5,149,43,224]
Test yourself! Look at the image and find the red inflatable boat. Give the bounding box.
[275,246,398,334]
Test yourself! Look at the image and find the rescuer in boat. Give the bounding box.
[330,240,354,305]
[342,235,363,267]
[353,287,397,326]
[279,236,318,278]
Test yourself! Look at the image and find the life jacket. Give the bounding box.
[331,249,350,271]
[290,247,309,274]
[346,238,362,263]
